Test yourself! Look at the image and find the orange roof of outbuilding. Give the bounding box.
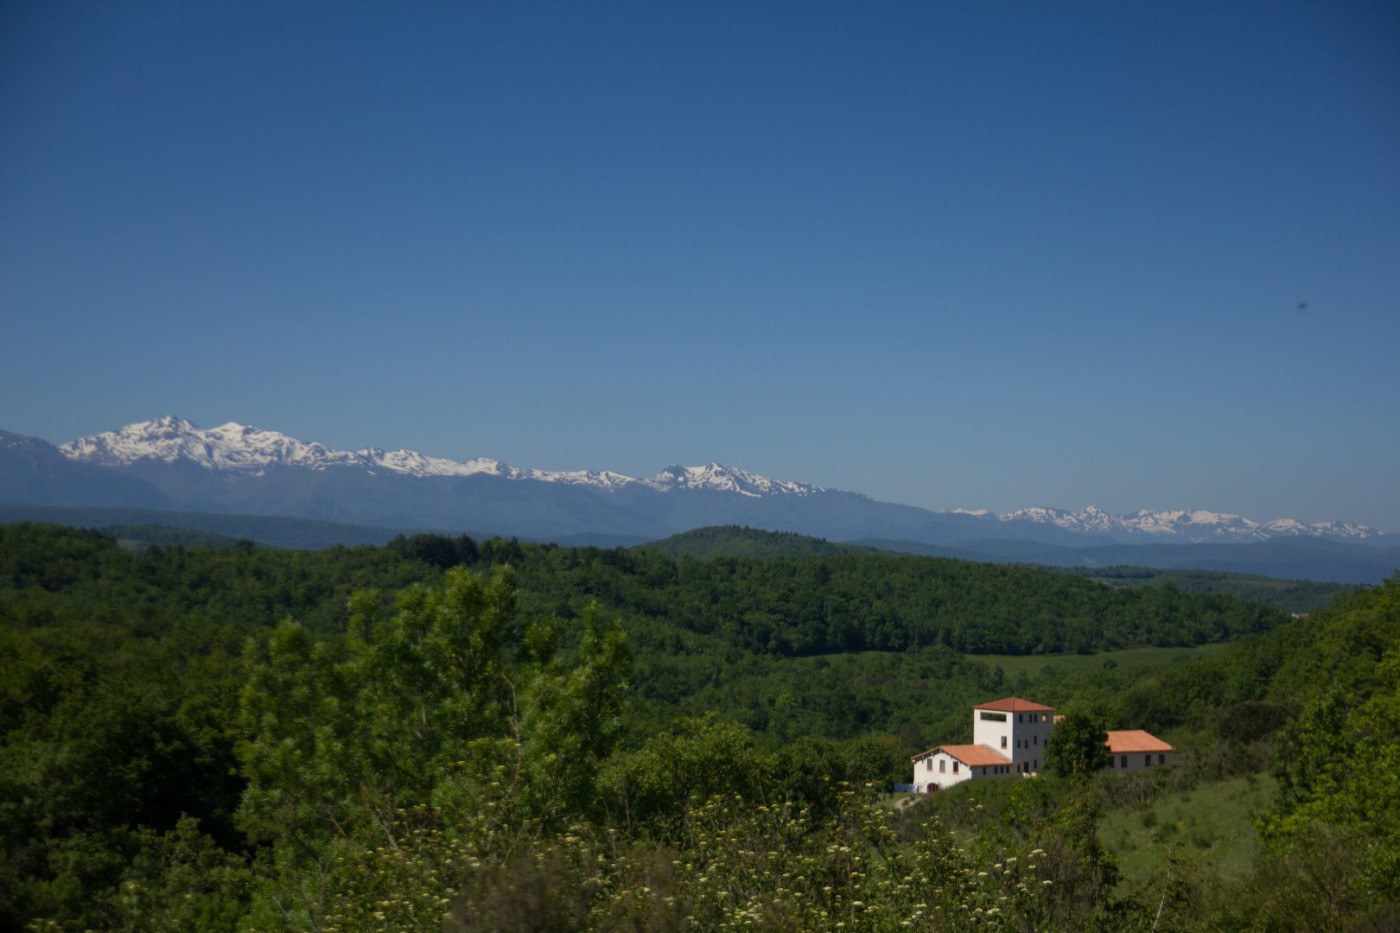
[1105,730,1173,753]
[911,744,1014,767]
[975,696,1055,713]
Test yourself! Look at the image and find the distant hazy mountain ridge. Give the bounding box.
[5,416,1396,582]
[998,505,1382,542]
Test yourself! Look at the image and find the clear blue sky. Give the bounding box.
[3,1,1398,529]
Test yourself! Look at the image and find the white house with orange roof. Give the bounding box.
[909,696,1173,791]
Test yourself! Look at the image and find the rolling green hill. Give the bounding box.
[0,504,412,549]
[640,524,879,558]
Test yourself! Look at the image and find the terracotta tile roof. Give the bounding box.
[975,696,1055,713]
[912,744,1014,767]
[1105,730,1173,753]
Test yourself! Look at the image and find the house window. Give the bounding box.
[939,760,945,773]
[1108,757,1114,768]
[1145,755,1151,766]
[1159,754,1166,765]
[1120,756,1127,768]
[953,762,959,774]
[1017,714,1023,723]
[1001,736,1007,749]
[980,711,1007,722]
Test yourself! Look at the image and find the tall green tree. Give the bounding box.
[519,601,632,822]
[234,566,634,926]
[1044,711,1109,779]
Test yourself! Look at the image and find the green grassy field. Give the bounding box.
[897,768,1276,899]
[1100,772,1275,891]
[970,642,1232,681]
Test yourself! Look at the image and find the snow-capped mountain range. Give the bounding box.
[58,417,827,498]
[51,417,1382,543]
[997,505,1381,543]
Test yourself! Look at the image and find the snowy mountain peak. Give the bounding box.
[641,462,825,497]
[62,418,363,473]
[355,447,499,478]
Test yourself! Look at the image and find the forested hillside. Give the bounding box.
[1,522,1396,930]
[498,536,1287,656]
[642,525,878,558]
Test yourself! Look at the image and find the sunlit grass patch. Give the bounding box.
[1100,772,1275,890]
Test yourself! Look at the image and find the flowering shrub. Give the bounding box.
[316,781,1054,931]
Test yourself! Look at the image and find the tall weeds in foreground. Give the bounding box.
[316,783,1064,931]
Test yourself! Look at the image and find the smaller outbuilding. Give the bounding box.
[1104,730,1174,772]
[911,743,1016,790]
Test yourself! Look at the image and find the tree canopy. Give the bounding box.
[1044,710,1109,778]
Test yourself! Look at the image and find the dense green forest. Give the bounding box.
[1070,565,1350,615]
[1,522,1396,930]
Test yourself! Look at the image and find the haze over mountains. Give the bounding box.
[2,417,1396,583]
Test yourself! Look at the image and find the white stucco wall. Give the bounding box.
[971,710,1013,756]
[972,708,1053,774]
[916,751,972,790]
